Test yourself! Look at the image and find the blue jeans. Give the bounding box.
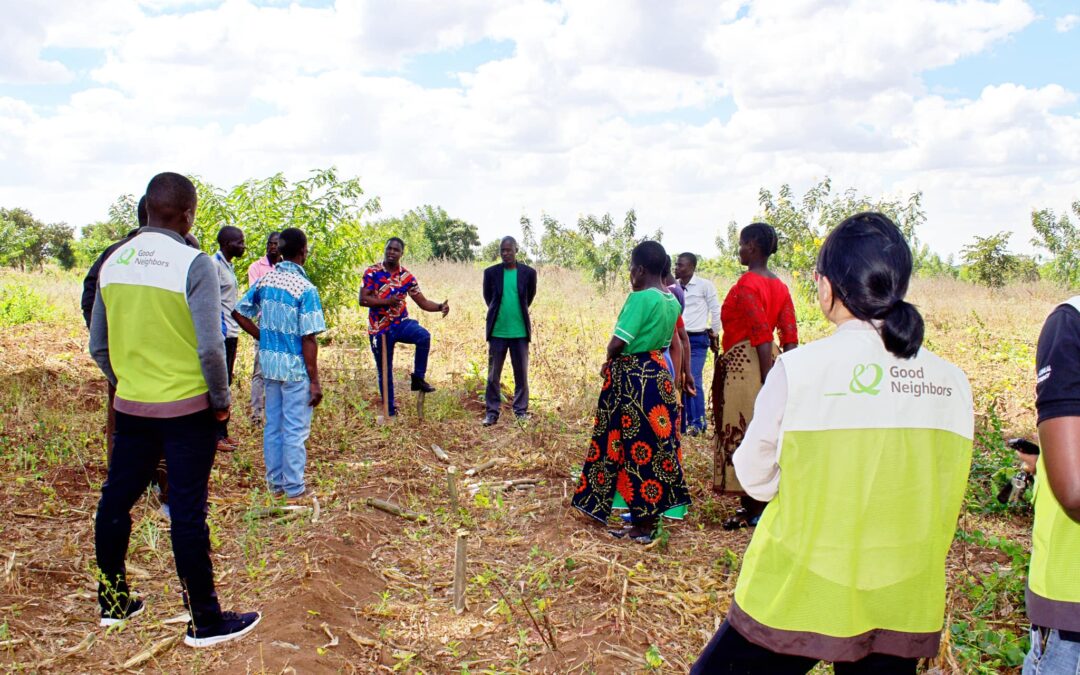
[1025,627,1080,674]
[684,332,710,431]
[370,319,431,416]
[264,379,313,497]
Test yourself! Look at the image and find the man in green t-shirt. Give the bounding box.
[482,237,537,425]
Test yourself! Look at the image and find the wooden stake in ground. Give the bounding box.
[380,333,390,422]
[446,466,459,511]
[416,390,426,421]
[453,529,468,614]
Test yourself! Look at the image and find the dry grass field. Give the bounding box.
[0,262,1060,673]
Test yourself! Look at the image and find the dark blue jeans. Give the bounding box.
[96,409,222,624]
[684,332,710,431]
[370,319,431,416]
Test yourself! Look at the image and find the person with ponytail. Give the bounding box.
[711,222,798,530]
[692,212,974,674]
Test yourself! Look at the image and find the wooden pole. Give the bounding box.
[416,390,426,421]
[380,333,390,421]
[453,529,468,614]
[446,466,459,512]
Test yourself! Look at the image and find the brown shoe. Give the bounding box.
[216,438,239,453]
[285,490,311,505]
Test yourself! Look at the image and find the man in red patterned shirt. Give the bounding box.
[360,237,450,416]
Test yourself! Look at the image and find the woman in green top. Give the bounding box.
[571,241,691,543]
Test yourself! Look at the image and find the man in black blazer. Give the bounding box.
[482,237,537,425]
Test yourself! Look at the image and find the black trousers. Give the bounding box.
[216,337,238,440]
[96,409,222,624]
[691,620,918,675]
[485,337,529,417]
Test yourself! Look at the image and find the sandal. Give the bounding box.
[608,526,632,539]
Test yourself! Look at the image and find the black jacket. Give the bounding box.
[81,229,140,329]
[483,263,537,342]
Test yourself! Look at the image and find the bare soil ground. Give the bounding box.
[0,269,1042,673]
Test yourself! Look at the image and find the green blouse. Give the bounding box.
[613,288,682,354]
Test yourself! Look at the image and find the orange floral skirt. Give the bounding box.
[571,351,691,524]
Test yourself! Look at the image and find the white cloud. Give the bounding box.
[1056,14,1079,32]
[0,0,1076,260]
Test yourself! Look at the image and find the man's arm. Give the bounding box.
[412,290,450,316]
[359,286,404,308]
[707,280,722,351]
[1037,418,1080,522]
[1034,305,1080,522]
[88,287,117,385]
[302,335,322,407]
[187,255,230,412]
[233,310,259,340]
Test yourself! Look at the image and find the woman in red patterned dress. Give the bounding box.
[712,223,798,529]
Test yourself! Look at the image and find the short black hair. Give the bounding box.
[500,236,518,249]
[136,196,148,228]
[217,225,243,247]
[386,237,405,250]
[631,240,668,276]
[145,172,197,223]
[266,231,281,244]
[741,222,778,256]
[279,228,307,260]
[678,252,698,268]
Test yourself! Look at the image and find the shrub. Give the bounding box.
[0,284,54,326]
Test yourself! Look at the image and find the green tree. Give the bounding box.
[1031,202,1080,287]
[962,231,1018,288]
[0,208,74,270]
[187,168,381,321]
[75,194,143,267]
[523,209,659,287]
[754,177,927,287]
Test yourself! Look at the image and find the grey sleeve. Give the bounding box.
[88,287,117,386]
[187,253,231,409]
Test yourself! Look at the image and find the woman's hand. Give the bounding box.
[600,360,612,379]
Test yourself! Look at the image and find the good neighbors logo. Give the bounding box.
[110,247,169,269]
[827,362,953,398]
[849,363,883,395]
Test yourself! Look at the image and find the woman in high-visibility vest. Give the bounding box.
[692,212,974,674]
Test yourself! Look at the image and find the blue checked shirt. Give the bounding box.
[235,261,326,382]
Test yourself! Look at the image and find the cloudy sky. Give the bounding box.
[1,0,1078,258]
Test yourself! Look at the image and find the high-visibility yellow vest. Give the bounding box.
[730,323,973,660]
[1027,297,1080,632]
[99,231,208,412]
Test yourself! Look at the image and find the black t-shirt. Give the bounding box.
[1036,303,1080,424]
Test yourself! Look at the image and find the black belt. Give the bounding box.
[687,331,709,337]
[1037,626,1080,643]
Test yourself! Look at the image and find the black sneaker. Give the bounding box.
[100,596,145,627]
[410,374,436,393]
[185,611,262,648]
[482,413,498,427]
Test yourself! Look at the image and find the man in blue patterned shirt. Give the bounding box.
[233,228,325,501]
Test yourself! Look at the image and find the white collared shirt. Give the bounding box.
[680,274,722,333]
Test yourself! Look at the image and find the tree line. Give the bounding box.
[3,169,1078,311]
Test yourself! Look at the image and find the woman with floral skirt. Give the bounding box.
[571,240,692,543]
